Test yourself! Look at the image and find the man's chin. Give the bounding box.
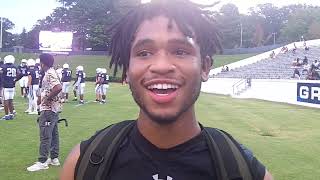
[145,112,180,125]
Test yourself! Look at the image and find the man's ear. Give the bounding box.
[201,55,212,82]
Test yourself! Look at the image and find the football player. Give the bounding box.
[0,55,19,120]
[25,59,40,114]
[73,66,86,104]
[61,63,72,102]
[18,59,29,98]
[98,68,109,104]
[35,58,41,70]
[95,68,102,102]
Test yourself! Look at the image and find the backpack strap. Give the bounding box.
[76,120,136,180]
[219,129,253,180]
[204,127,253,180]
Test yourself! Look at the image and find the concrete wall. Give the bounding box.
[201,78,320,108]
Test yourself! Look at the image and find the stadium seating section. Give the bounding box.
[215,46,320,79]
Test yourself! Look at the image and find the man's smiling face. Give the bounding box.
[128,15,210,124]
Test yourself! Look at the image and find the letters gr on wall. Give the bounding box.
[297,82,320,105]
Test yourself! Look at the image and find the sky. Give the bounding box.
[1,0,320,34]
[193,0,320,13]
[0,0,60,34]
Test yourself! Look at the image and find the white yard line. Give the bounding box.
[74,100,93,108]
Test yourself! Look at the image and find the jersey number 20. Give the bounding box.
[7,68,17,77]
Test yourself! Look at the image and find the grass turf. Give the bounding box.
[0,82,319,180]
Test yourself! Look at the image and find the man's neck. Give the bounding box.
[137,108,201,149]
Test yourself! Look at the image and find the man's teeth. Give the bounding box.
[147,84,179,90]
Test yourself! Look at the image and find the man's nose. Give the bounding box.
[149,51,176,75]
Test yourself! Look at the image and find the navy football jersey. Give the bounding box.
[28,67,40,85]
[35,64,41,71]
[77,71,86,83]
[18,65,28,76]
[1,64,18,88]
[61,69,72,82]
[100,73,109,84]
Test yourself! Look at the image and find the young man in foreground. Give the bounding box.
[61,1,273,179]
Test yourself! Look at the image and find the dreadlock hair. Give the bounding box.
[109,0,222,81]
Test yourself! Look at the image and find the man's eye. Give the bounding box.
[137,50,152,57]
[175,49,189,56]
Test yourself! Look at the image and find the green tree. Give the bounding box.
[15,28,28,47]
[1,18,15,48]
[308,21,320,39]
[53,0,140,50]
[279,6,320,42]
[248,4,286,45]
[217,3,241,49]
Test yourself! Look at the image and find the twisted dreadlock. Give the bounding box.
[109,0,222,81]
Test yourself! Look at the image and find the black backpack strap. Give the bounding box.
[203,128,229,180]
[76,120,136,180]
[204,127,253,180]
[218,129,253,180]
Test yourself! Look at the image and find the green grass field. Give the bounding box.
[0,82,319,180]
[0,53,256,79]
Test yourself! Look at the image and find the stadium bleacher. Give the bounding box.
[215,46,320,79]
